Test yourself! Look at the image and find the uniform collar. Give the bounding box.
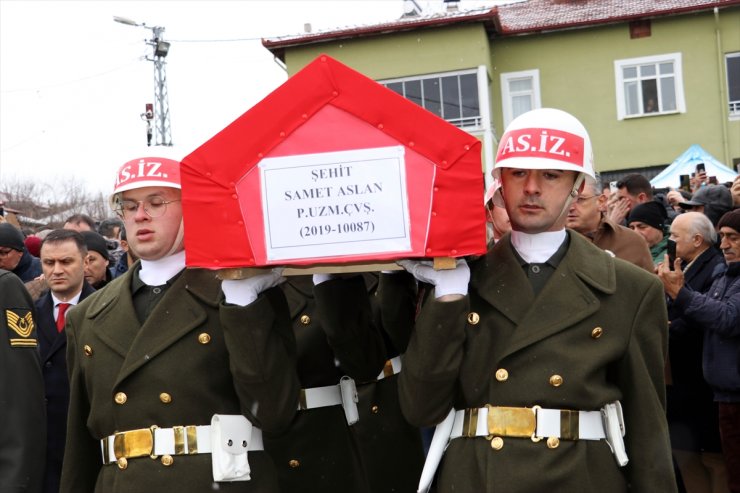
[510,229,567,264]
[139,250,186,286]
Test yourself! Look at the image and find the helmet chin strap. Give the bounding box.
[554,173,586,228]
[165,219,186,258]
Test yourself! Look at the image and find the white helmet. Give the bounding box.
[493,108,594,180]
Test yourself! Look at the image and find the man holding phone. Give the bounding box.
[658,209,740,493]
[661,213,727,491]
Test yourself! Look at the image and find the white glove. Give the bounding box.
[312,273,335,285]
[222,268,285,306]
[396,259,469,298]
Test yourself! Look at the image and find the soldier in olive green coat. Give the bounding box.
[61,155,299,493]
[398,109,676,492]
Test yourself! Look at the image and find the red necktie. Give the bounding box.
[56,303,70,333]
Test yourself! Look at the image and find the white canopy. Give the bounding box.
[650,144,737,189]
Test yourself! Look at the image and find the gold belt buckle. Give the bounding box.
[485,405,537,439]
[113,428,154,459]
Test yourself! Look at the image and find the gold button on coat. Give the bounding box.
[83,345,93,356]
[591,327,603,339]
[198,333,211,344]
[495,369,509,382]
[117,457,128,470]
[467,312,480,325]
[159,393,172,404]
[371,405,379,414]
[299,315,311,325]
[549,375,563,387]
[490,437,504,450]
[289,459,300,468]
[114,392,127,405]
[161,455,174,466]
[547,437,560,449]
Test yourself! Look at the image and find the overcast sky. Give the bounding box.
[0,0,497,197]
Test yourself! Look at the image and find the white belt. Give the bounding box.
[298,384,342,410]
[376,355,402,380]
[451,405,606,441]
[101,425,263,464]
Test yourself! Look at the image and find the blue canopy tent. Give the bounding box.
[650,144,737,189]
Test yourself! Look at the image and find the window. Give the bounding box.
[501,70,541,128]
[727,53,740,118]
[382,70,480,129]
[614,53,685,119]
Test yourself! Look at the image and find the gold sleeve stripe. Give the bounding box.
[10,338,38,347]
[6,310,35,338]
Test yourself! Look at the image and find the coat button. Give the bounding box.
[490,437,504,450]
[371,405,379,414]
[549,375,563,387]
[300,315,311,325]
[289,459,300,468]
[159,393,172,404]
[161,455,174,466]
[198,333,211,344]
[83,345,93,356]
[467,312,480,325]
[591,327,603,339]
[547,437,560,449]
[117,457,128,470]
[495,369,509,382]
[114,392,127,405]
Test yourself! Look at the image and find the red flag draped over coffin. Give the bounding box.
[180,54,486,269]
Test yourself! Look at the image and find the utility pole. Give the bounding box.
[114,16,173,146]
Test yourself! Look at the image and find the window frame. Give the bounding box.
[379,69,482,130]
[726,52,740,120]
[500,69,541,129]
[614,52,685,120]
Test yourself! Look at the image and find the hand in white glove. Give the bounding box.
[312,273,335,285]
[222,267,285,306]
[396,259,469,298]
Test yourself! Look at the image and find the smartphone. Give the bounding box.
[667,239,677,271]
[679,174,690,190]
[696,162,706,173]
[609,181,618,193]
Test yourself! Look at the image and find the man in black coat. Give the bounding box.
[664,212,731,491]
[0,222,42,282]
[36,229,95,493]
[0,268,45,493]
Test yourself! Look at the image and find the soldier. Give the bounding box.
[0,268,45,493]
[399,108,677,492]
[60,154,300,493]
[266,273,424,493]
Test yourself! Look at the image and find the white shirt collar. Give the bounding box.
[51,291,82,306]
[510,229,567,264]
[139,250,186,286]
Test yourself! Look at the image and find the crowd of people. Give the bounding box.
[1,107,739,493]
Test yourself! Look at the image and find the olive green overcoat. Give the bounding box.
[399,232,678,493]
[60,267,299,493]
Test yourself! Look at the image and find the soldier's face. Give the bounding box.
[41,239,86,300]
[121,186,183,261]
[500,168,577,234]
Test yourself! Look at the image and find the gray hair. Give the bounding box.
[684,211,717,245]
[583,172,603,196]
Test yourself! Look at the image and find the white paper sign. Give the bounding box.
[259,146,411,261]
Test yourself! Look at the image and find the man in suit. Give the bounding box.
[399,108,677,492]
[60,154,299,493]
[36,229,95,493]
[0,268,45,493]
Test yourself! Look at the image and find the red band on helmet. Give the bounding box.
[495,128,585,167]
[113,157,181,193]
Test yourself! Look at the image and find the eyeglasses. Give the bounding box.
[0,248,16,257]
[115,197,181,219]
[574,195,598,205]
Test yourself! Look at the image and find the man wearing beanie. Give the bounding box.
[0,223,42,282]
[80,231,112,289]
[659,208,740,493]
[628,201,669,266]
